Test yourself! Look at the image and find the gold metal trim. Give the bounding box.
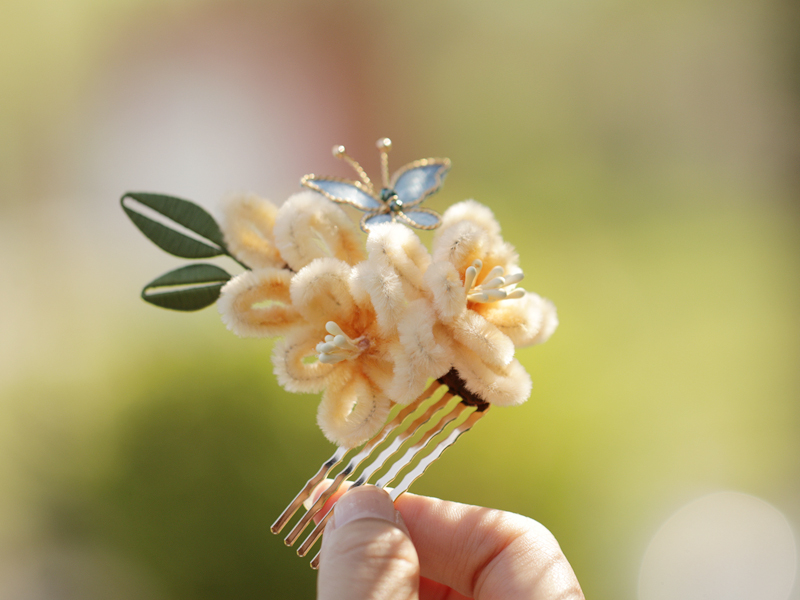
[395,207,442,231]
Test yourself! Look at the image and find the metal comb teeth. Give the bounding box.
[270,369,490,569]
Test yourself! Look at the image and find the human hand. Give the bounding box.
[316,485,584,600]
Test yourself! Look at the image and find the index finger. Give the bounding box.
[395,492,584,600]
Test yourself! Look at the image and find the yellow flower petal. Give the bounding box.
[440,199,502,237]
[273,191,365,271]
[479,292,559,348]
[217,268,301,337]
[290,258,357,326]
[431,220,491,276]
[272,326,340,394]
[386,300,453,403]
[221,193,283,269]
[317,374,392,448]
[449,310,515,369]
[424,261,467,322]
[366,223,431,297]
[450,343,532,407]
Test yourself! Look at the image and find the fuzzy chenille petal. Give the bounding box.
[220,193,284,269]
[480,293,559,348]
[317,374,392,448]
[476,240,520,284]
[434,201,521,282]
[272,325,342,394]
[273,191,365,271]
[290,257,357,327]
[365,223,431,299]
[439,199,502,237]
[431,220,491,277]
[424,261,467,322]
[451,344,532,407]
[217,268,301,338]
[351,223,433,336]
[350,257,406,336]
[449,310,515,369]
[386,300,453,403]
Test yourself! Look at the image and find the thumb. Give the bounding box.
[317,486,420,600]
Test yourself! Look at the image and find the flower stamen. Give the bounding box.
[316,321,365,363]
[464,260,527,304]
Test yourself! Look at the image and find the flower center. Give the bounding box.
[316,321,368,364]
[463,259,526,304]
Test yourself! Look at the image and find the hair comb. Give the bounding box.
[121,138,558,568]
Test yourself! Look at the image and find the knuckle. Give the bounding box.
[472,513,577,598]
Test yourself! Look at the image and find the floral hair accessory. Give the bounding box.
[301,138,449,232]
[121,139,557,568]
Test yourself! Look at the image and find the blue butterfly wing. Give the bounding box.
[390,159,451,208]
[360,211,394,232]
[301,176,382,211]
[396,208,441,230]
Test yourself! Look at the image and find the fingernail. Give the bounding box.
[331,486,397,531]
[304,480,334,510]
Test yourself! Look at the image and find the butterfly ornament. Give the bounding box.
[300,138,450,232]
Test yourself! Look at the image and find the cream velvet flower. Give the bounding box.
[217,191,365,339]
[219,192,390,447]
[419,200,558,406]
[348,223,452,404]
[217,191,556,447]
[272,257,394,448]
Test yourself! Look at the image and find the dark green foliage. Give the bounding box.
[121,192,249,311]
[121,193,228,259]
[142,264,232,311]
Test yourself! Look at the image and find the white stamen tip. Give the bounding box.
[464,266,479,292]
[484,289,507,301]
[466,263,528,303]
[317,342,337,354]
[325,321,345,337]
[482,277,506,290]
[333,335,355,350]
[486,266,505,281]
[468,291,490,303]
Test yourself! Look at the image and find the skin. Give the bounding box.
[316,486,585,600]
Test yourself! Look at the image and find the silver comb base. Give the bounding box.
[270,369,490,569]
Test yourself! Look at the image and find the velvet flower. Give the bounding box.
[218,191,394,447]
[216,190,556,448]
[271,258,395,447]
[419,200,558,406]
[217,190,365,338]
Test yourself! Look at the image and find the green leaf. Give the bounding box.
[122,192,228,259]
[142,264,232,311]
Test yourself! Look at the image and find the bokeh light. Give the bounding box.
[639,491,797,600]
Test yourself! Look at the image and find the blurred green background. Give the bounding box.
[1,1,798,598]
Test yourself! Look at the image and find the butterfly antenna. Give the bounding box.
[332,145,373,193]
[377,138,392,188]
